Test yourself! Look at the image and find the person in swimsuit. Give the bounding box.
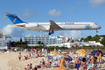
[29,53,31,58]
[34,66,37,70]
[35,53,39,58]
[92,55,97,70]
[81,58,87,70]
[27,64,30,70]
[24,56,28,60]
[75,55,80,70]
[18,52,21,61]
[87,56,91,64]
[30,63,32,69]
[40,59,45,68]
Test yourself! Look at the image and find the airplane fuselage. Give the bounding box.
[5,12,101,35]
[12,22,101,31]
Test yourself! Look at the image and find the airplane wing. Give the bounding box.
[49,20,62,30]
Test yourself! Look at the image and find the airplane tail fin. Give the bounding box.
[4,12,24,24]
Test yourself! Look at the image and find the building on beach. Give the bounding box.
[24,35,68,46]
[63,41,103,48]
[0,31,11,49]
[24,34,103,48]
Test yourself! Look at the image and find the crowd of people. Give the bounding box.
[18,49,103,70]
[18,48,51,60]
[0,47,103,70]
[17,48,52,70]
[17,48,103,70]
[74,54,97,70]
[23,58,52,70]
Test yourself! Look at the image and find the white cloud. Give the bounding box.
[89,0,105,7]
[66,6,76,12]
[22,9,38,19]
[76,1,84,4]
[48,9,62,17]
[69,30,82,39]
[1,25,25,37]
[60,30,82,39]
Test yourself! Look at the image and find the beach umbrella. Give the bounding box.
[59,53,68,57]
[54,68,67,70]
[54,57,67,70]
[98,53,102,62]
[49,48,59,55]
[98,53,102,59]
[54,48,57,52]
[76,49,89,57]
[81,51,88,54]
[80,52,88,56]
[76,49,85,53]
[49,48,67,57]
[60,57,66,67]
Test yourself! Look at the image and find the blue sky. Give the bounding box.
[0,0,105,41]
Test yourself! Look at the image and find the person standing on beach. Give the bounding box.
[18,52,21,61]
[42,48,44,54]
[58,49,61,53]
[81,58,87,70]
[15,48,17,52]
[47,48,50,53]
[92,55,97,70]
[39,49,42,57]
[95,50,100,57]
[75,55,80,70]
[69,50,73,56]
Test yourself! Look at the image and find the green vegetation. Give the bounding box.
[20,38,22,42]
[71,40,74,42]
[81,35,100,42]
[71,45,105,50]
[37,41,44,46]
[80,34,105,47]
[10,41,28,47]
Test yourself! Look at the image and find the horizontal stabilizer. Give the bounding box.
[5,12,16,17]
[4,16,8,19]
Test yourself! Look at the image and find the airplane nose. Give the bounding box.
[98,25,101,29]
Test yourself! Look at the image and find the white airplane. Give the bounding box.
[4,13,101,35]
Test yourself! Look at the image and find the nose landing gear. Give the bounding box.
[96,30,98,33]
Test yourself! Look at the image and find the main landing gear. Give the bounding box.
[48,29,54,35]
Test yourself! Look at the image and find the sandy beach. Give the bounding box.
[0,51,105,70]
[0,52,52,70]
[0,53,9,70]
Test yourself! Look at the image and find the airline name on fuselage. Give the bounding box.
[65,22,74,25]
